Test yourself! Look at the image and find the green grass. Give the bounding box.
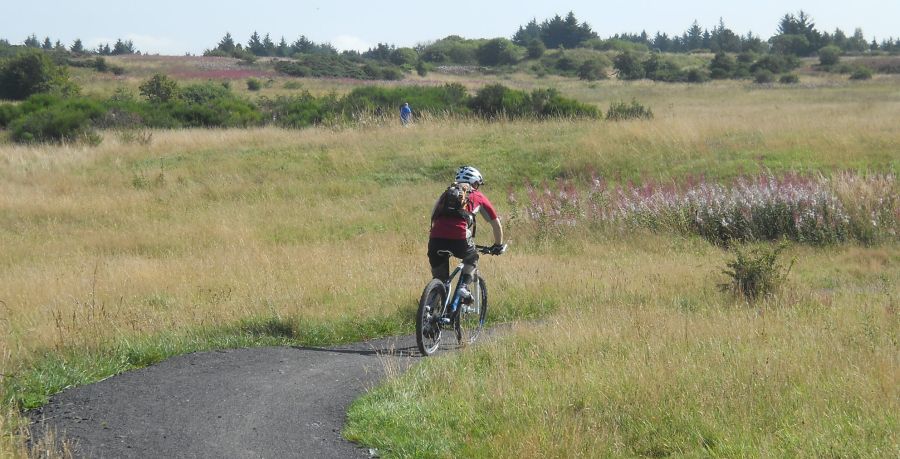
[4,309,414,411]
[2,67,898,457]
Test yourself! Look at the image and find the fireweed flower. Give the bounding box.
[508,172,898,244]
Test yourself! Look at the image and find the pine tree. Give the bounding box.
[24,34,40,47]
[248,31,265,56]
[217,33,236,53]
[71,39,84,54]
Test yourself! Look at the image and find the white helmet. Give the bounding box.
[455,166,484,186]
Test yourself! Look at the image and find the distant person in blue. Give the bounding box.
[400,102,412,126]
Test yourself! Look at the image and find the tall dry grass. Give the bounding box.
[1,76,898,456]
[347,239,899,457]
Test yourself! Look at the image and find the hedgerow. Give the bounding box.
[1,81,600,144]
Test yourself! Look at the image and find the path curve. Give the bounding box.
[27,334,446,458]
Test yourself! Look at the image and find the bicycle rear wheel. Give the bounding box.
[456,275,488,345]
[416,279,447,356]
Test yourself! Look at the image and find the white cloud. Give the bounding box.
[331,35,371,52]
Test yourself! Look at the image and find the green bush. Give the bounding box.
[420,36,480,64]
[341,83,470,116]
[779,73,800,84]
[261,92,338,128]
[684,68,709,83]
[719,243,792,301]
[584,38,649,54]
[389,48,418,67]
[850,66,873,80]
[754,70,775,84]
[708,52,736,79]
[750,54,800,74]
[247,78,262,91]
[644,54,684,82]
[606,99,653,121]
[468,84,599,119]
[139,73,179,103]
[9,96,104,143]
[576,58,608,81]
[0,103,20,127]
[476,38,522,66]
[818,45,842,66]
[0,50,78,100]
[172,82,261,127]
[614,52,645,80]
[526,39,546,59]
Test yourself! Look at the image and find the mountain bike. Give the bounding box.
[416,244,505,356]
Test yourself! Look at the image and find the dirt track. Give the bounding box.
[27,334,434,458]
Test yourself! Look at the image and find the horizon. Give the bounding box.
[4,1,899,55]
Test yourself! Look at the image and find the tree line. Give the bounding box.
[17,34,138,56]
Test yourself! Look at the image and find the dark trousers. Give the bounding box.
[427,238,479,282]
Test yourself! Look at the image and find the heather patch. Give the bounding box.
[509,172,898,245]
[169,69,277,79]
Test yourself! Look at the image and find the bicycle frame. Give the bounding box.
[442,262,469,317]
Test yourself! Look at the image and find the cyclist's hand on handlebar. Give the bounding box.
[489,243,507,255]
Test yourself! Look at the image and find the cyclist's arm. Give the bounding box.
[488,217,503,246]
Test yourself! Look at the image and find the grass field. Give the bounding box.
[1,63,898,456]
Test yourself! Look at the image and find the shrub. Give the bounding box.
[750,54,800,74]
[0,103,20,127]
[283,81,303,90]
[468,84,527,118]
[606,99,653,121]
[171,82,261,127]
[526,39,546,59]
[684,68,709,83]
[247,78,262,91]
[779,73,800,84]
[754,70,775,84]
[139,73,179,103]
[577,58,608,81]
[9,96,104,143]
[708,52,736,79]
[613,52,644,80]
[420,36,479,65]
[0,50,78,100]
[467,84,599,120]
[93,57,108,72]
[719,243,792,301]
[644,54,684,82]
[850,66,873,80]
[389,48,418,67]
[818,45,842,66]
[262,92,337,128]
[415,60,428,76]
[476,38,522,66]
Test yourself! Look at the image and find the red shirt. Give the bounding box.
[430,189,498,240]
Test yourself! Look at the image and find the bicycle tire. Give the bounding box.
[416,279,447,356]
[456,275,488,345]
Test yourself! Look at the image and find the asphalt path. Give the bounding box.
[26,333,460,458]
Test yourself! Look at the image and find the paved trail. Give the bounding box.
[27,334,445,458]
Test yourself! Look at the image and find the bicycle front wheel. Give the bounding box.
[456,275,488,345]
[416,279,447,356]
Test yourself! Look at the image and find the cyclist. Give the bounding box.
[428,166,505,309]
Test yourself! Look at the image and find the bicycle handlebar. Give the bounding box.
[475,243,508,255]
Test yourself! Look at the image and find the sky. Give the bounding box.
[3,1,898,55]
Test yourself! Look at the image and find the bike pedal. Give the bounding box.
[439,317,451,325]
